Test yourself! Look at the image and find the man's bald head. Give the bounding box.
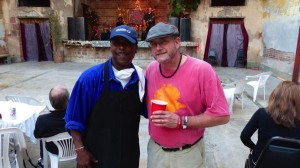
[49,85,70,111]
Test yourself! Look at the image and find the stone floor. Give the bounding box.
[0,61,282,168]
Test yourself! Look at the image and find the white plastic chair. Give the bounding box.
[42,132,76,168]
[245,71,272,102]
[223,87,235,113]
[223,80,246,110]
[5,95,49,111]
[207,49,218,66]
[5,95,43,106]
[0,127,27,168]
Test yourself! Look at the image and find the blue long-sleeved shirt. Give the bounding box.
[65,58,147,133]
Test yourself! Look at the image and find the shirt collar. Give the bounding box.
[106,58,139,84]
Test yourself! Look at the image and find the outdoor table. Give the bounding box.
[0,101,46,143]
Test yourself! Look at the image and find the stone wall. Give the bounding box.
[0,0,7,54]
[263,48,295,63]
[0,0,298,80]
[260,0,300,80]
[63,41,198,68]
[0,0,73,62]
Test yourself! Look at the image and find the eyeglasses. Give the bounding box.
[148,37,176,48]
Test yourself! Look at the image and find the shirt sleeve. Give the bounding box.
[34,116,45,138]
[201,64,230,116]
[141,89,148,119]
[65,79,92,133]
[240,110,259,149]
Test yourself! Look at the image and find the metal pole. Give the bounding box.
[292,27,300,84]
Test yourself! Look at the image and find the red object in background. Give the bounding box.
[128,10,144,25]
[92,26,100,39]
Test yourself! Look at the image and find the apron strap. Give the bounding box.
[104,61,110,91]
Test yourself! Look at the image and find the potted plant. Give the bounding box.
[168,0,201,41]
[168,0,201,17]
[86,8,100,40]
[49,11,64,63]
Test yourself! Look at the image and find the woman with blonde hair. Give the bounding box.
[240,81,300,165]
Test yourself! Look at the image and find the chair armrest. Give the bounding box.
[222,83,235,88]
[245,71,272,80]
[245,75,260,80]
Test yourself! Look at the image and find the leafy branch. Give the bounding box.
[168,0,201,17]
[49,11,62,51]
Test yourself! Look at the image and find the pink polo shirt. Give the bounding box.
[145,56,229,148]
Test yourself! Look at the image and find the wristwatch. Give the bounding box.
[182,116,188,129]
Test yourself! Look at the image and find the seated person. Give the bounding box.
[34,85,70,167]
[116,16,124,27]
[240,81,300,166]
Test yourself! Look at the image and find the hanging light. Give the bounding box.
[135,0,141,10]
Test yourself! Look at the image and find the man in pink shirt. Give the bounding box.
[145,22,230,168]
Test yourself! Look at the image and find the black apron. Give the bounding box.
[84,61,142,168]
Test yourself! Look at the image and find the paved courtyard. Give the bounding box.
[0,61,282,168]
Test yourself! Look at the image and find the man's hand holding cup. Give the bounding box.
[151,100,168,114]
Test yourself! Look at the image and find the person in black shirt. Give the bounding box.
[116,16,124,27]
[240,81,300,165]
[143,7,155,35]
[34,85,70,167]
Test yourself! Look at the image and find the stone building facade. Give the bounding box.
[0,0,299,80]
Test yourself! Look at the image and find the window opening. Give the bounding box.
[18,0,50,7]
[211,0,246,7]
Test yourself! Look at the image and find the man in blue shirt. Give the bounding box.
[65,25,147,168]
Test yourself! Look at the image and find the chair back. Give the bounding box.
[0,128,27,168]
[44,132,76,161]
[222,79,246,110]
[5,95,42,106]
[236,49,245,60]
[245,71,272,102]
[207,49,218,66]
[245,71,272,80]
[208,49,217,58]
[223,87,235,113]
[255,136,300,168]
[222,80,246,95]
[234,49,246,68]
[233,80,246,95]
[258,75,271,88]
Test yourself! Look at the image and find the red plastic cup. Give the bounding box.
[151,100,168,114]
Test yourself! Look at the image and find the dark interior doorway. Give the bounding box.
[18,0,50,7]
[204,18,249,67]
[20,18,53,61]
